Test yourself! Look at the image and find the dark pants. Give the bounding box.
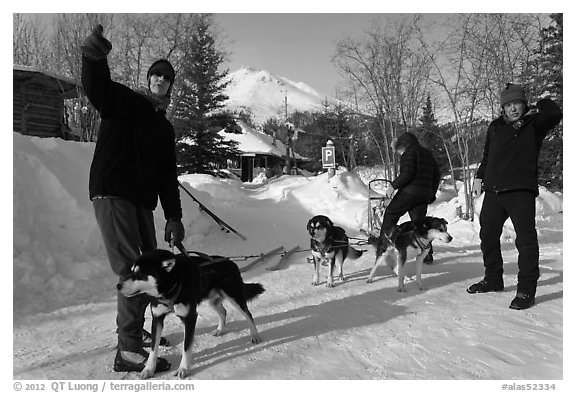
[381,191,432,255]
[93,197,157,352]
[479,190,540,296]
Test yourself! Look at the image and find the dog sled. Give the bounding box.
[367,178,393,234]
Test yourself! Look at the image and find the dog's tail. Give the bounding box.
[244,283,265,301]
[366,234,389,259]
[348,246,364,260]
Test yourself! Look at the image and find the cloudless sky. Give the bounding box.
[213,13,379,96]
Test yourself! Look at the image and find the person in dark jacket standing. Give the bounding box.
[81,25,185,372]
[467,83,562,310]
[381,132,441,263]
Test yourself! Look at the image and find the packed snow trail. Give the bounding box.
[13,238,563,380]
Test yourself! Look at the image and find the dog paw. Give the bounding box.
[140,368,155,379]
[397,287,407,292]
[312,280,320,286]
[326,282,335,288]
[251,335,262,344]
[174,367,191,379]
[213,329,224,337]
[418,285,428,291]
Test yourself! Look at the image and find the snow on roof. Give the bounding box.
[219,120,307,160]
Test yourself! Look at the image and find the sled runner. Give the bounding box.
[239,246,285,272]
[267,245,301,271]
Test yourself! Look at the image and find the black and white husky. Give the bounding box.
[367,216,453,291]
[117,249,264,379]
[307,215,364,287]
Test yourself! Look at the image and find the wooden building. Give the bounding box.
[219,120,307,182]
[13,65,80,139]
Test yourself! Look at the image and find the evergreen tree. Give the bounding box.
[173,14,239,175]
[530,14,563,191]
[416,94,447,173]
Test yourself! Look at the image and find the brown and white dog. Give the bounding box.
[117,249,264,379]
[307,215,364,287]
[366,216,453,291]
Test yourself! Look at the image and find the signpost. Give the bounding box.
[322,140,336,177]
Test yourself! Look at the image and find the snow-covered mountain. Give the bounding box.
[223,67,332,125]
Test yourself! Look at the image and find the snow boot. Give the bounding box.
[466,279,504,294]
[113,349,171,373]
[509,293,535,310]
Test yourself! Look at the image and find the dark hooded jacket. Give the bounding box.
[81,56,182,220]
[392,132,441,203]
[476,98,562,195]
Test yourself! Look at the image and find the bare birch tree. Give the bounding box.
[13,14,49,67]
[333,15,431,180]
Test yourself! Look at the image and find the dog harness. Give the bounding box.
[413,236,432,251]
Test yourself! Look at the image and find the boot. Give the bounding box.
[509,293,535,310]
[466,279,504,294]
[113,349,171,373]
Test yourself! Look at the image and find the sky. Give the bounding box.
[213,13,379,96]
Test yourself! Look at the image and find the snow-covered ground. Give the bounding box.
[12,132,566,386]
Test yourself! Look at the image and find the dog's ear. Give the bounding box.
[307,219,313,231]
[326,217,334,228]
[161,258,176,272]
[442,218,448,225]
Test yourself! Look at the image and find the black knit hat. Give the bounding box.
[500,83,527,107]
[392,132,419,151]
[147,59,175,95]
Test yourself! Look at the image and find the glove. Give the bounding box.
[81,24,112,60]
[164,219,185,247]
[472,178,483,198]
[385,186,395,199]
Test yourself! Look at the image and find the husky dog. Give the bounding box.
[307,215,364,288]
[117,249,264,379]
[367,217,453,291]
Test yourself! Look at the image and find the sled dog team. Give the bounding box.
[120,213,451,379]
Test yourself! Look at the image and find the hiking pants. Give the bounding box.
[479,190,540,296]
[93,197,157,352]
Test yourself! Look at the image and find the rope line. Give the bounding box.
[177,238,370,264]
